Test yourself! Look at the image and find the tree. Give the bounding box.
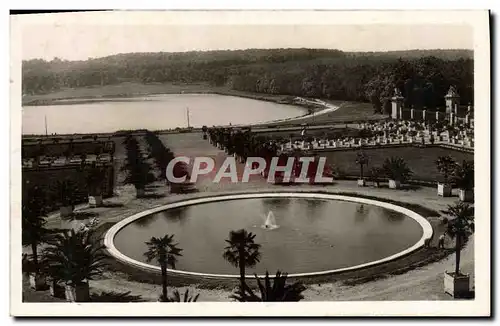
[223,229,261,293]
[55,179,80,208]
[382,157,413,183]
[167,289,200,302]
[85,164,106,197]
[231,270,306,302]
[121,136,155,197]
[435,155,456,184]
[368,166,384,187]
[43,229,107,301]
[452,160,474,191]
[355,151,369,180]
[443,202,474,275]
[144,234,183,302]
[22,186,49,279]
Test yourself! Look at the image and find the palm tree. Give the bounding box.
[22,185,49,289]
[223,229,261,293]
[355,151,369,185]
[368,166,384,187]
[167,289,200,302]
[85,164,106,206]
[435,155,456,197]
[436,156,456,185]
[382,157,413,189]
[443,202,474,276]
[452,160,474,202]
[54,179,80,217]
[144,235,183,302]
[43,229,107,302]
[231,271,306,302]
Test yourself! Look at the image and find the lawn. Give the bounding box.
[318,146,473,182]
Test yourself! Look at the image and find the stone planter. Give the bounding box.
[29,273,47,290]
[444,272,470,298]
[49,279,65,298]
[59,205,74,218]
[437,183,452,197]
[136,188,146,198]
[65,282,90,302]
[357,179,366,187]
[88,195,103,207]
[388,179,401,189]
[459,189,474,202]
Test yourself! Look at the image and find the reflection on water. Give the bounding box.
[135,213,157,228]
[261,198,291,210]
[114,197,423,274]
[386,210,406,223]
[161,206,190,224]
[354,204,370,223]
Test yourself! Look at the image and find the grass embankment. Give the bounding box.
[322,146,474,183]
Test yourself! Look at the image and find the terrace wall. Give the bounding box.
[22,140,115,159]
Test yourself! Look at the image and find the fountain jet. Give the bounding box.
[262,211,279,230]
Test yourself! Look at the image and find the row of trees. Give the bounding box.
[144,131,175,182]
[355,152,474,202]
[122,132,193,195]
[145,228,306,302]
[121,135,155,197]
[23,49,473,111]
[207,127,331,183]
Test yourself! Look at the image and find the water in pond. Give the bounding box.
[22,94,306,134]
[113,197,423,275]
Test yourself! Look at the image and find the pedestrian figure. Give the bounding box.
[438,233,446,249]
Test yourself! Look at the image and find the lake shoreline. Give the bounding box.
[22,84,327,113]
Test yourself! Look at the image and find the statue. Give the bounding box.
[393,88,402,97]
[446,85,458,97]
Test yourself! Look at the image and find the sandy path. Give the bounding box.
[88,235,472,302]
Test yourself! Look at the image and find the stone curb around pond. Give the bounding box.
[104,191,433,279]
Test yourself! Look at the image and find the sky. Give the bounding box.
[18,14,474,61]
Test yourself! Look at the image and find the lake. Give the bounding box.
[21,94,306,135]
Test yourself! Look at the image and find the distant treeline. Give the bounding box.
[22,48,473,112]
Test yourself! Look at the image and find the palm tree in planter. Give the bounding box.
[368,166,384,188]
[435,156,456,197]
[85,164,106,207]
[223,229,261,294]
[43,229,107,302]
[55,179,80,218]
[355,151,369,187]
[231,270,306,302]
[22,185,49,290]
[442,202,474,298]
[453,160,474,202]
[382,157,413,189]
[144,234,183,302]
